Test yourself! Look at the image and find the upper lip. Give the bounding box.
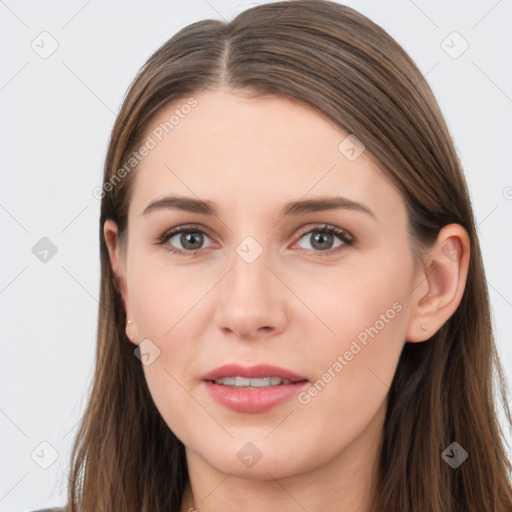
[202,364,308,382]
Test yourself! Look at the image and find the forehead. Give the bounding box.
[129,89,404,220]
[144,88,353,164]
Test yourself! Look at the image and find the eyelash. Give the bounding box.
[156,223,354,257]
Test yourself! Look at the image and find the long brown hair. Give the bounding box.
[64,1,512,510]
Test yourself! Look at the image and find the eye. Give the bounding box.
[293,224,354,255]
[157,223,354,256]
[157,225,214,255]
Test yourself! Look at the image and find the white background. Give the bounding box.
[1,0,511,510]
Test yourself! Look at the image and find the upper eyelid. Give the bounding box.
[295,223,351,238]
[159,223,213,241]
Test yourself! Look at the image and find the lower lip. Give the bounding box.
[203,380,309,413]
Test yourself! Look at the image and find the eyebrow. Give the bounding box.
[141,194,375,219]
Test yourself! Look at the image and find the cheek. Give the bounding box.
[297,252,411,354]
[127,252,214,340]
[297,250,412,408]
[126,256,215,428]
[288,284,408,463]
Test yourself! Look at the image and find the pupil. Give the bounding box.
[311,231,332,250]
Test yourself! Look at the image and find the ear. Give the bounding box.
[103,219,139,345]
[405,223,470,342]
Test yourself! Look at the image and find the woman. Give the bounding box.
[33,0,512,510]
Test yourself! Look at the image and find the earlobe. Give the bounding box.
[406,224,470,343]
[125,319,139,346]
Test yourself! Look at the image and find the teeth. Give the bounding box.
[213,376,293,387]
[235,376,251,387]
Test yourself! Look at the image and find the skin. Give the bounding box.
[104,88,470,512]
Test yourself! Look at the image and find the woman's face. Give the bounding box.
[111,89,423,480]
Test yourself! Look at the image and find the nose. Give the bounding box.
[213,250,288,341]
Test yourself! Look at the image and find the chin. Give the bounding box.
[190,438,321,481]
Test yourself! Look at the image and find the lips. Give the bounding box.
[201,363,309,413]
[201,363,308,382]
